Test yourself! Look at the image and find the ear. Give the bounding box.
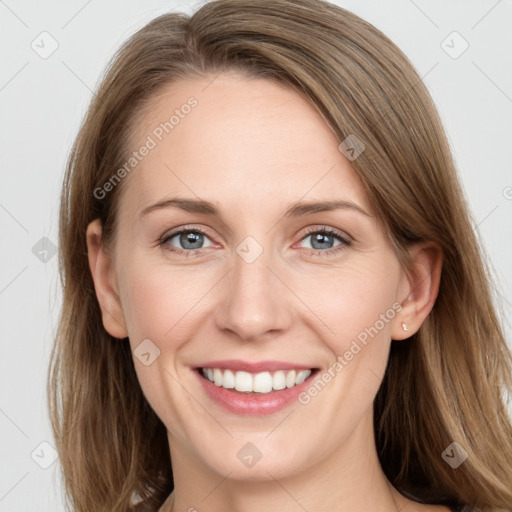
[86,219,128,339]
[391,242,442,340]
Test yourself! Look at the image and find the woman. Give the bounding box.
[48,0,512,511]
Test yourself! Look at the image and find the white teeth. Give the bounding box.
[213,368,223,386]
[253,372,273,393]
[295,371,309,385]
[235,371,253,392]
[272,370,286,390]
[223,369,235,389]
[286,370,296,388]
[201,368,312,394]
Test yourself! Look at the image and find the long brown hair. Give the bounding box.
[48,0,512,510]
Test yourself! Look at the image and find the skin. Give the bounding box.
[87,71,445,512]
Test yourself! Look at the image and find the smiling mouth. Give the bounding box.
[197,367,319,395]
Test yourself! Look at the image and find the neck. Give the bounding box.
[161,410,410,512]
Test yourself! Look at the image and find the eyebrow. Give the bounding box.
[139,197,371,219]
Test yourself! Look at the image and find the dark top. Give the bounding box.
[398,487,473,512]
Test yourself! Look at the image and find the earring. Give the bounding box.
[401,322,408,332]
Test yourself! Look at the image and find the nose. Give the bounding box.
[215,243,294,342]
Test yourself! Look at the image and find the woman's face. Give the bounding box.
[97,72,413,482]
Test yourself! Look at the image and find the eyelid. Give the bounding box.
[298,225,352,244]
[159,225,216,247]
[160,224,210,239]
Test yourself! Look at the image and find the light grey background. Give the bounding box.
[1,0,511,510]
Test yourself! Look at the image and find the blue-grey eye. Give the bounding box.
[166,230,214,251]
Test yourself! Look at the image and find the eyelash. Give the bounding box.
[158,225,351,258]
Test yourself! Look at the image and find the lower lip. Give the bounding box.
[194,368,319,416]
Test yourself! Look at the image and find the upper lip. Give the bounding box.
[195,360,317,373]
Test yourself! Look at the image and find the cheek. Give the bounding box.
[287,257,400,355]
[287,258,401,416]
[117,261,212,429]
[118,253,207,343]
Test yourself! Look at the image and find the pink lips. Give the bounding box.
[193,360,318,417]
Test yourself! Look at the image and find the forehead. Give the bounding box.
[120,72,370,217]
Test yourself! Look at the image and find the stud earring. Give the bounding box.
[401,322,408,332]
